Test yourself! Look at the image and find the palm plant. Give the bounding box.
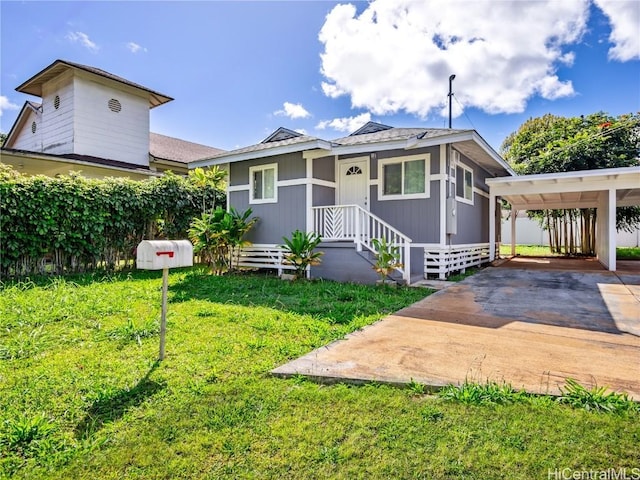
[280,230,323,279]
[188,207,257,274]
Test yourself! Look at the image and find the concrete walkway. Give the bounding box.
[272,259,640,399]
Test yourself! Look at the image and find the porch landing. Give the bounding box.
[272,261,640,399]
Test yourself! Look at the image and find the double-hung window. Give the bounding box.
[455,163,473,204]
[249,163,277,204]
[378,154,430,200]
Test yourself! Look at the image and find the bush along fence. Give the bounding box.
[0,165,225,277]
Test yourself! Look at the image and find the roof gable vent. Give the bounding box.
[349,121,393,136]
[262,127,304,143]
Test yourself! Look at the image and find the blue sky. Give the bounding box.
[1,0,638,153]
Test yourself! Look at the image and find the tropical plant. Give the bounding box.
[280,230,323,279]
[188,207,257,275]
[188,166,227,214]
[371,237,403,282]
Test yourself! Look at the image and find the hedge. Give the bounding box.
[0,165,224,277]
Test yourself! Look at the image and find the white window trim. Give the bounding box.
[455,162,474,205]
[377,153,430,201]
[249,163,278,204]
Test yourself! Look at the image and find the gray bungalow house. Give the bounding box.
[192,122,515,283]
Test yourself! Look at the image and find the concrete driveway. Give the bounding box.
[272,259,640,399]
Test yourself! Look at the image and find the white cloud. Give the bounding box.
[318,1,591,118]
[274,102,311,119]
[0,96,20,117]
[316,112,371,132]
[66,31,99,52]
[127,42,148,54]
[593,0,640,61]
[294,128,308,135]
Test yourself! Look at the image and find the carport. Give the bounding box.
[486,166,640,271]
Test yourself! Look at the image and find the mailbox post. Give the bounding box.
[136,240,193,360]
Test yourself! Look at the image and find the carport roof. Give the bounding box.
[486,166,640,210]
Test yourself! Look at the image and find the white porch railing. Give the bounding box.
[423,243,490,280]
[312,205,412,284]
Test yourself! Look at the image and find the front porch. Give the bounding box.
[233,205,493,284]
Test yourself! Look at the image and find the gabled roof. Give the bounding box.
[333,127,461,146]
[3,101,42,148]
[190,128,333,167]
[349,121,393,136]
[191,123,515,177]
[149,133,225,164]
[15,59,173,108]
[262,127,303,143]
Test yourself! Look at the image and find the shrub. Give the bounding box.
[281,230,323,278]
[0,165,224,277]
[188,207,257,275]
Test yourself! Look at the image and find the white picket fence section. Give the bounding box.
[312,205,412,284]
[424,243,491,280]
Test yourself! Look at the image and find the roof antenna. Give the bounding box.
[448,74,456,129]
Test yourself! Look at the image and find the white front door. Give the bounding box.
[338,159,368,209]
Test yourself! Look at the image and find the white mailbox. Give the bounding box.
[136,240,193,270]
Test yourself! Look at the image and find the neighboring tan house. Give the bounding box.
[192,122,515,283]
[0,59,223,179]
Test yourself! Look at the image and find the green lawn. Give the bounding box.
[617,247,640,260]
[1,270,638,479]
[500,244,640,260]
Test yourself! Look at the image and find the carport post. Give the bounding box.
[489,193,496,261]
[607,188,616,271]
[511,210,517,256]
[159,267,168,360]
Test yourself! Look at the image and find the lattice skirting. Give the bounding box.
[233,244,300,276]
[424,243,491,279]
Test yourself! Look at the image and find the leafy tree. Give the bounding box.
[0,132,7,147]
[188,166,227,214]
[500,112,640,255]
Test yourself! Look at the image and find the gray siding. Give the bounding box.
[369,181,441,244]
[313,185,335,206]
[451,154,492,244]
[229,152,305,186]
[369,146,441,179]
[453,195,489,244]
[409,246,424,277]
[312,243,380,284]
[230,186,306,244]
[313,156,334,182]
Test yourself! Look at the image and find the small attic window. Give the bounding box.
[108,98,122,113]
[54,95,60,110]
[31,121,37,134]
